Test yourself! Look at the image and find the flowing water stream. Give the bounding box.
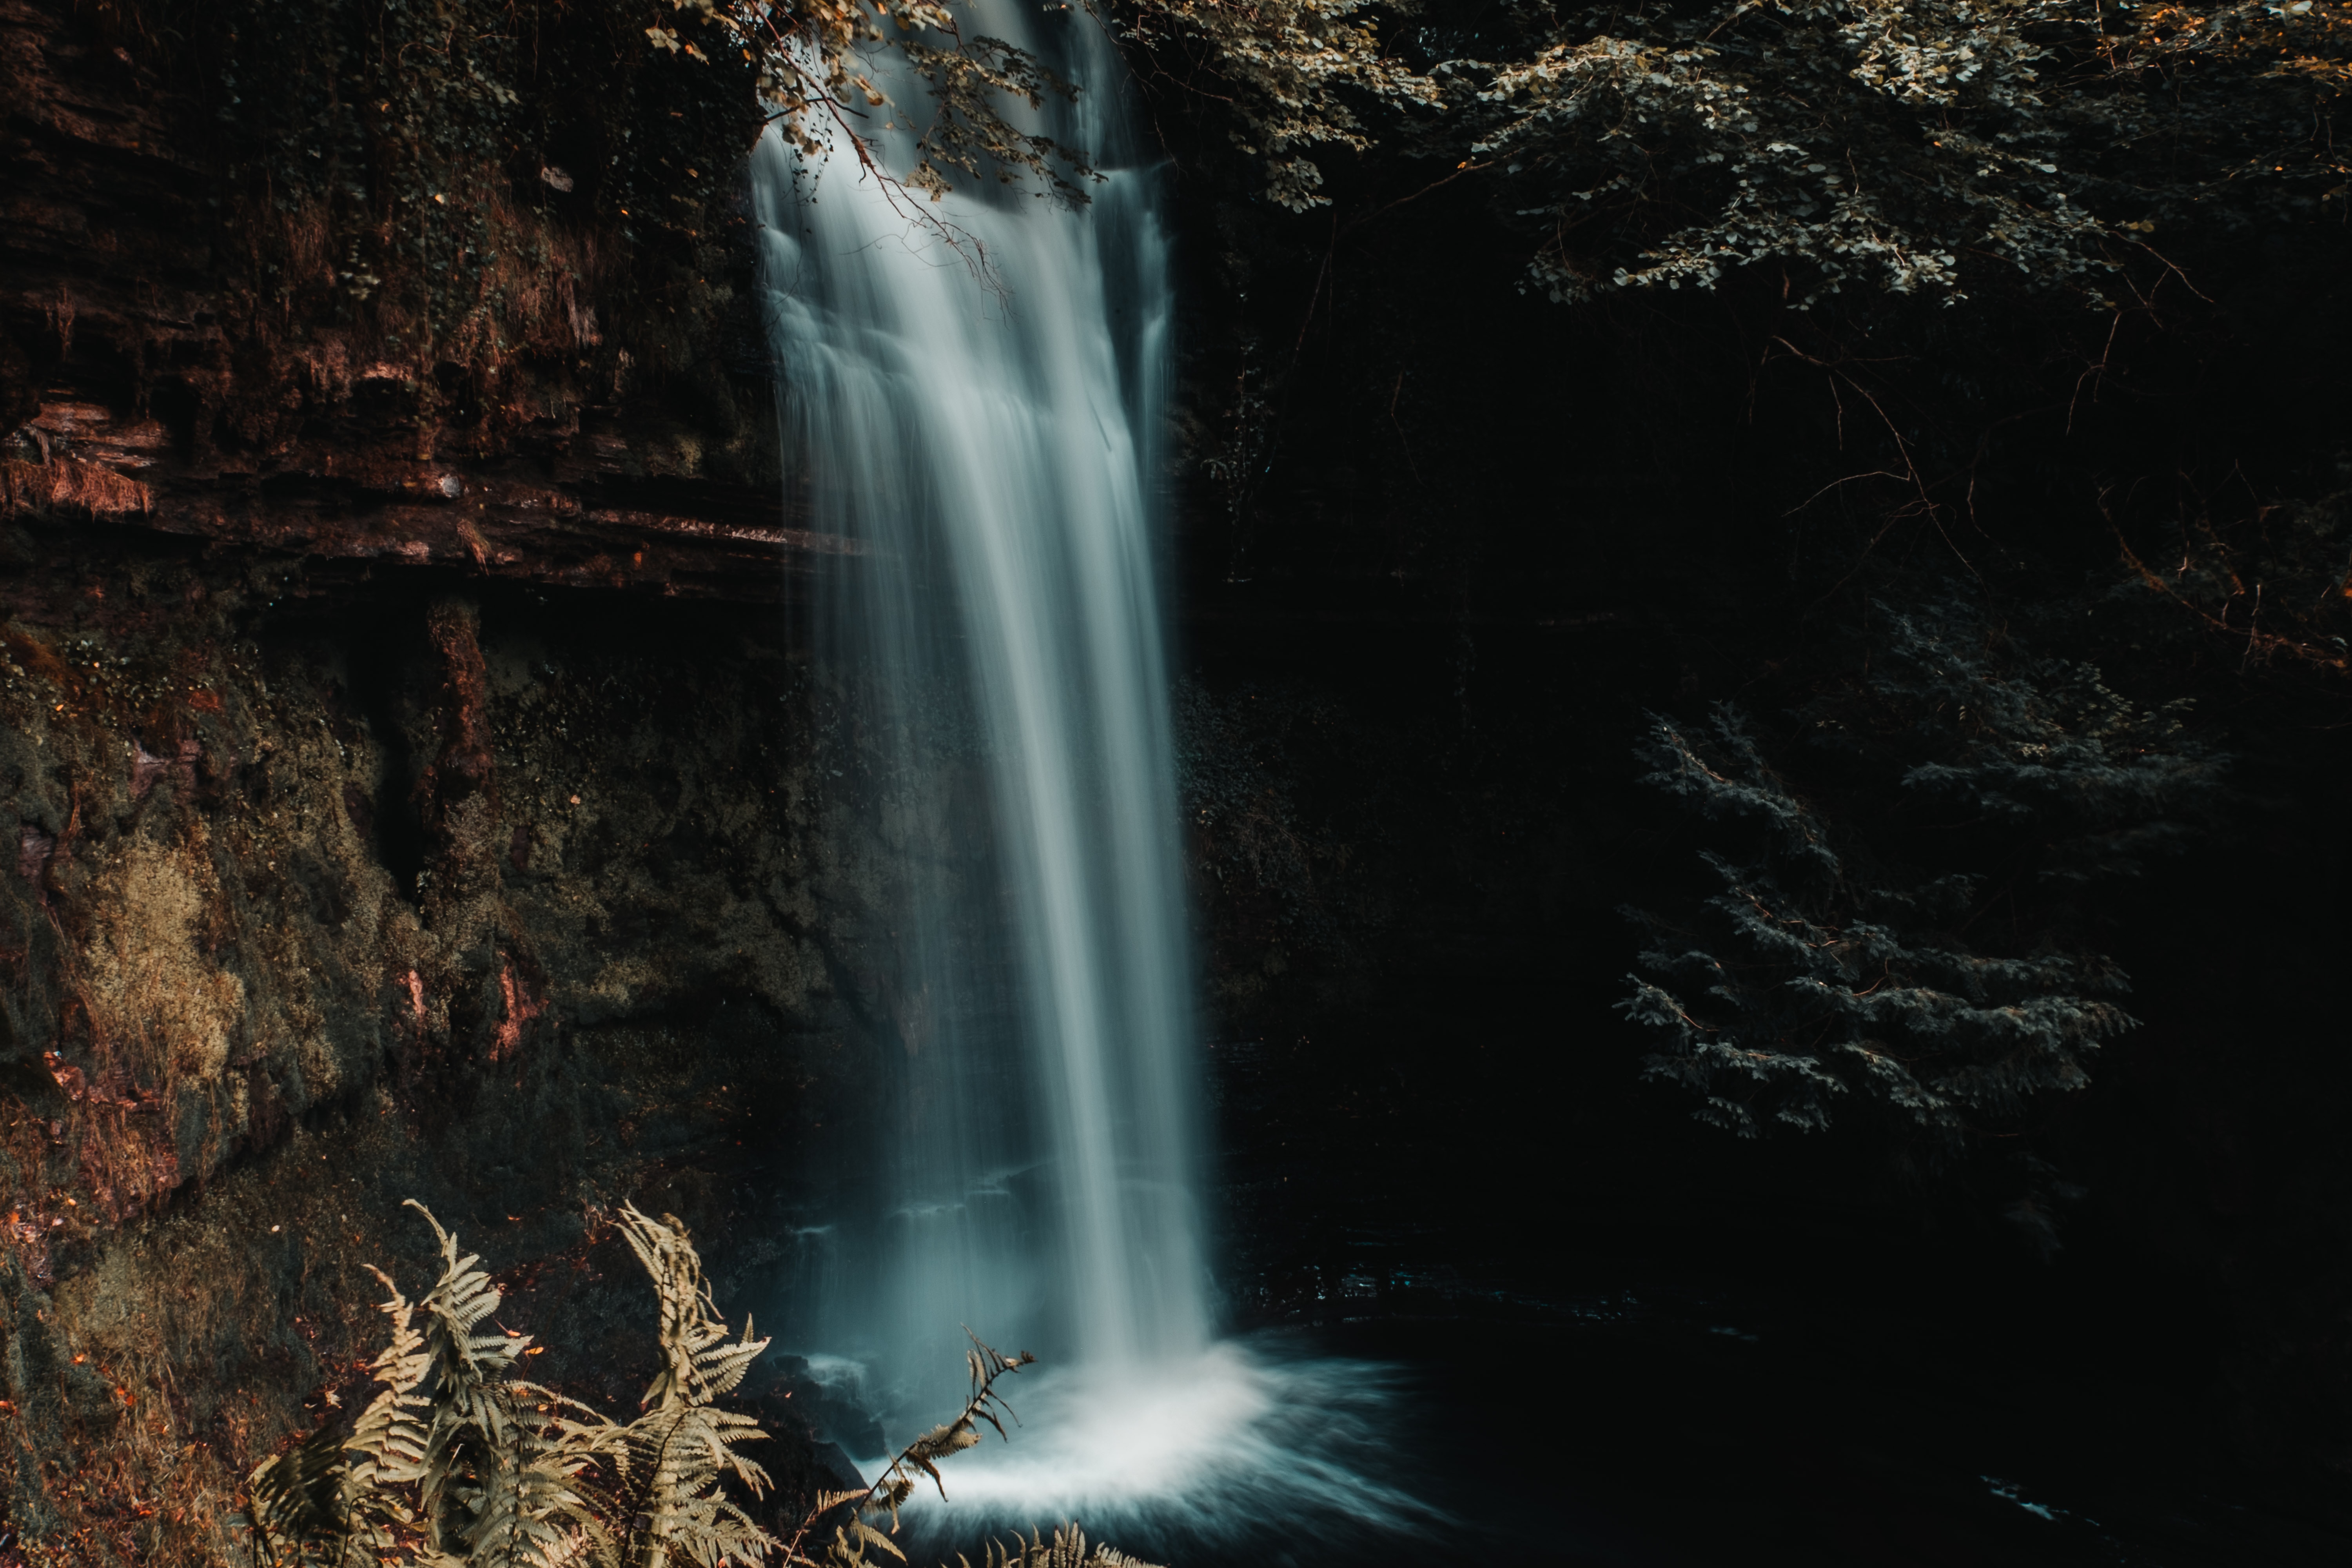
[751,12,1445,1553]
[749,0,1234,1511]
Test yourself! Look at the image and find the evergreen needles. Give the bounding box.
[1621,598,2224,1148]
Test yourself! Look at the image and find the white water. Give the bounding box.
[896,1341,1437,1541]
[750,11,1442,1552]
[752,5,1204,1400]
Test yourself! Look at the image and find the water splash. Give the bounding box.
[866,1337,1443,1564]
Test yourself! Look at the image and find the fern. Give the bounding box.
[777,1335,1158,1568]
[782,1332,1033,1568]
[248,1425,358,1568]
[566,1204,782,1568]
[249,1262,433,1567]
[617,1203,769,1414]
[247,1202,766,1568]
[955,1525,1163,1568]
[249,1205,1165,1568]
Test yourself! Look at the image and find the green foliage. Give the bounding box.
[1119,0,2351,301]
[660,0,1096,206]
[1112,0,1435,210]
[1444,0,2350,305]
[1455,0,2108,304]
[1623,598,2223,1145]
[1830,602,2223,881]
[171,0,2352,378]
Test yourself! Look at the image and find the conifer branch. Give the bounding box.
[1622,596,2223,1153]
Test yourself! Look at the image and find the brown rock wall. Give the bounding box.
[0,0,824,606]
[0,563,882,1563]
[0,0,905,1550]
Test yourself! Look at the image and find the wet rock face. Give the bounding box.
[0,1,1058,1548]
[0,0,911,1550]
[0,549,885,1560]
[0,0,817,605]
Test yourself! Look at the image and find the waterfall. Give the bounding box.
[750,15,1442,1553]
[751,3,1206,1406]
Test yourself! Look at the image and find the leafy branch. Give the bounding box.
[644,0,1101,282]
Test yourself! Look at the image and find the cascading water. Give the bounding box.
[753,2,1202,1396]
[751,6,1431,1550]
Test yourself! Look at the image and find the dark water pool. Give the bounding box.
[887,1287,2350,1568]
[1245,1307,2345,1568]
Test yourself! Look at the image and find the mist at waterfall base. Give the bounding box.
[771,1334,1454,1564]
[744,4,1444,1557]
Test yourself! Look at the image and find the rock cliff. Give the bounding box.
[0,0,878,1555]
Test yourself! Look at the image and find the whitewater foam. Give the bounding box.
[860,1337,1441,1557]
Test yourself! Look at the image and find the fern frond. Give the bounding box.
[328,1266,432,1555]
[615,1203,772,1417]
[406,1201,526,1421]
[247,1258,448,1566]
[817,1517,907,1567]
[254,1200,781,1568]
[789,1325,1034,1565]
[461,1395,606,1568]
[976,1525,1165,1568]
[247,1426,349,1565]
[579,1207,781,1568]
[859,1474,915,1523]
